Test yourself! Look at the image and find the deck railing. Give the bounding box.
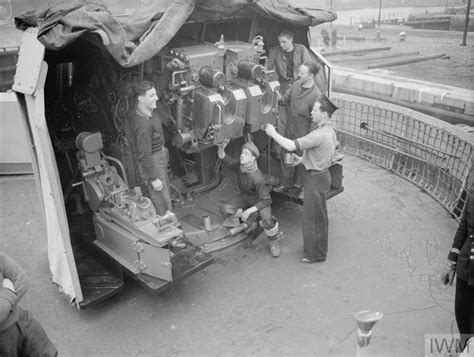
[332,93,473,220]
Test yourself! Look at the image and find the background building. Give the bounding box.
[296,0,466,10]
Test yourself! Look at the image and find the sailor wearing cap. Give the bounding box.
[217,140,281,258]
[264,95,338,263]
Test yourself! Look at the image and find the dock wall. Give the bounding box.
[331,66,474,127]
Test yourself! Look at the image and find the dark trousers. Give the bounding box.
[225,195,271,221]
[142,148,172,216]
[0,308,57,357]
[302,169,331,262]
[221,195,275,241]
[455,277,474,348]
[271,107,287,160]
[280,155,305,188]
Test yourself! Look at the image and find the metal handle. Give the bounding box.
[72,181,89,202]
[215,102,223,128]
[272,89,281,113]
[171,69,188,87]
[72,181,83,188]
[103,154,129,187]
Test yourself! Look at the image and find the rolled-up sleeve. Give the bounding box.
[295,130,321,152]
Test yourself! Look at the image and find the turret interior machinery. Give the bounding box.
[43,28,283,291]
[159,36,280,151]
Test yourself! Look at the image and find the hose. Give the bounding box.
[103,154,129,187]
[190,159,222,195]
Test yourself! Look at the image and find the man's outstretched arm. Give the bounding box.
[264,124,296,152]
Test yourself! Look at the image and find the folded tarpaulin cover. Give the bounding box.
[14,0,336,67]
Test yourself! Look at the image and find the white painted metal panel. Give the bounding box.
[14,28,83,306]
[12,28,45,95]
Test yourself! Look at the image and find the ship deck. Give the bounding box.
[0,153,459,356]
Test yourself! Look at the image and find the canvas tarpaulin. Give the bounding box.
[193,0,335,27]
[15,0,336,68]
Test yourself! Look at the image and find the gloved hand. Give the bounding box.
[233,208,243,218]
[151,178,163,192]
[441,260,456,286]
[217,138,230,159]
[241,206,258,222]
[2,278,15,292]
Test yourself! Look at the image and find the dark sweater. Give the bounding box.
[267,43,312,81]
[448,194,474,285]
[283,79,321,146]
[221,155,271,211]
[0,250,29,332]
[132,111,165,181]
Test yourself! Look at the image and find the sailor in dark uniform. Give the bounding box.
[442,192,474,350]
[218,140,281,257]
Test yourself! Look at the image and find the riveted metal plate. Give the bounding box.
[12,28,45,95]
[139,244,172,281]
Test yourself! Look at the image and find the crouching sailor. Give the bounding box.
[218,140,280,257]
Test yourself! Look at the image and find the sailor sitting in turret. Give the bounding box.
[218,140,280,258]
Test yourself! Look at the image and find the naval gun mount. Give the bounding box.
[163,38,280,152]
[74,131,213,293]
[149,39,282,251]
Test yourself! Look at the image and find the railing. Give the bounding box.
[332,93,473,220]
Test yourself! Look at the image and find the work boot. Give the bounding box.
[272,184,289,193]
[170,238,186,249]
[297,190,304,200]
[268,240,280,258]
